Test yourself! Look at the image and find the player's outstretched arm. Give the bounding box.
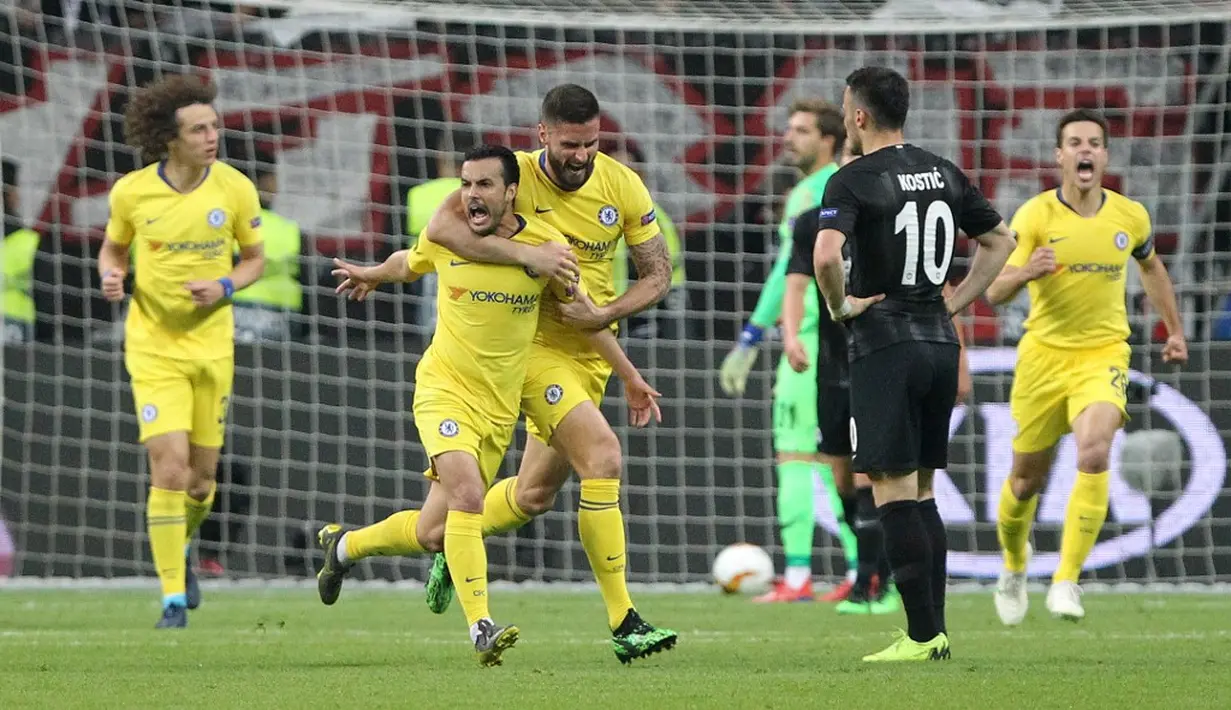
[331,250,419,301]
[1137,254,1188,364]
[585,328,662,428]
[947,222,1016,316]
[423,190,579,287]
[97,238,130,302]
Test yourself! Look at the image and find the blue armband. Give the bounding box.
[738,324,764,348]
[219,277,235,299]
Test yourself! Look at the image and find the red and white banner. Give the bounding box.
[0,15,1210,342]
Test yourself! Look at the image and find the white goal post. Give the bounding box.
[0,0,1228,585]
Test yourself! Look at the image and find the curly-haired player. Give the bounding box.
[100,74,265,628]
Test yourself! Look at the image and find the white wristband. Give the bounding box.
[829,299,853,321]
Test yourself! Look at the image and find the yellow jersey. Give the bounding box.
[1008,188,1154,350]
[409,214,575,425]
[513,150,660,359]
[105,161,262,360]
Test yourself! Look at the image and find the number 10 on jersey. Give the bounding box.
[896,200,955,286]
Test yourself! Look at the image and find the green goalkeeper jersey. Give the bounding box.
[748,162,839,336]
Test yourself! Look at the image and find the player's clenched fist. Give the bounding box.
[526,241,580,291]
[184,280,226,307]
[1162,333,1188,365]
[1024,247,1058,280]
[101,269,126,302]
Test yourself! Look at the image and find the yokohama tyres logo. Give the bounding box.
[812,348,1226,578]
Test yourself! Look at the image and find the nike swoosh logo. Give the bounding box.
[1048,237,1068,243]
[464,576,484,583]
[534,207,552,214]
[146,219,158,224]
[606,554,624,561]
[449,260,471,266]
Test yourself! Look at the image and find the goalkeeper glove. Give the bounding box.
[719,324,763,397]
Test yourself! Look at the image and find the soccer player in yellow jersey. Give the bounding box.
[317,145,660,666]
[422,84,678,663]
[98,76,266,629]
[986,109,1187,625]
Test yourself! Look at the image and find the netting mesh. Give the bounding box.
[0,1,1229,584]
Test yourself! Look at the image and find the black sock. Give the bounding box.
[854,487,881,589]
[878,499,937,643]
[876,544,892,593]
[918,498,948,635]
[841,493,858,531]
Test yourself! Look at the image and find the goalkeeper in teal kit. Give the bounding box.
[719,98,859,602]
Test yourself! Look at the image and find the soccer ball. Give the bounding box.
[711,543,774,595]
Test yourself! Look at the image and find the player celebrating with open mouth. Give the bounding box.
[987,109,1186,625]
[319,144,659,666]
[417,84,679,664]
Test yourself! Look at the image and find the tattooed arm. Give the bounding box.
[557,233,672,331]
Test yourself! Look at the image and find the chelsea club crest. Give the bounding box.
[1114,231,1129,250]
[207,208,226,228]
[598,205,619,227]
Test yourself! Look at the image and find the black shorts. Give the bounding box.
[849,341,959,475]
[816,384,852,457]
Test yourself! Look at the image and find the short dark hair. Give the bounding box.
[541,84,601,125]
[1055,108,1110,148]
[462,144,520,187]
[845,66,910,132]
[124,74,218,164]
[789,98,846,152]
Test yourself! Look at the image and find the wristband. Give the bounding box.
[829,299,853,321]
[738,324,764,348]
[218,277,235,299]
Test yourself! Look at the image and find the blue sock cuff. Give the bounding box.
[163,593,187,609]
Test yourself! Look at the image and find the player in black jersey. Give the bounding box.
[787,144,975,617]
[814,66,1016,662]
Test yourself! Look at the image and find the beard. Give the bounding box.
[546,150,595,190]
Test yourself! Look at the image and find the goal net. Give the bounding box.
[1,0,1229,586]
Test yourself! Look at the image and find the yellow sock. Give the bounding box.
[445,510,489,627]
[482,477,532,537]
[1054,471,1110,583]
[996,478,1039,573]
[578,479,634,630]
[184,483,216,539]
[344,510,426,561]
[147,487,187,606]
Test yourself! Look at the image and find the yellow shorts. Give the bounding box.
[521,343,612,444]
[414,389,515,489]
[1009,336,1131,453]
[125,350,234,448]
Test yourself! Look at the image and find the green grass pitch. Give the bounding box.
[1,586,1228,709]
